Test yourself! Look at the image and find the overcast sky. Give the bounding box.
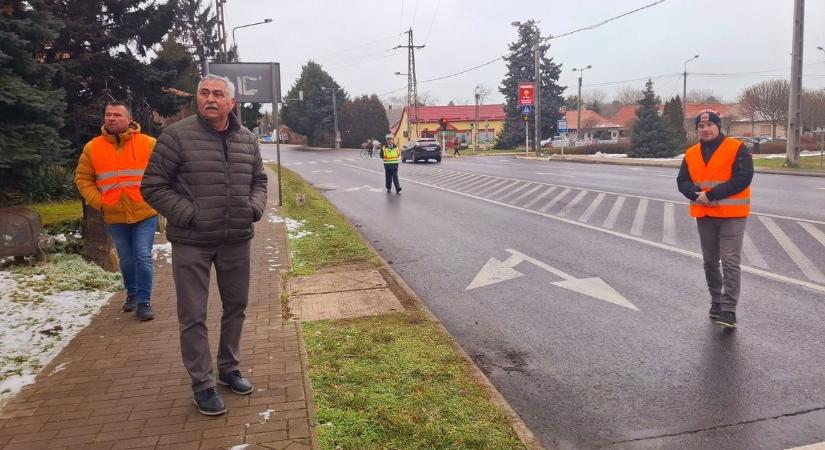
[224,0,825,107]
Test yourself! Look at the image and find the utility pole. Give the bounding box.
[321,87,340,149]
[572,65,592,142]
[787,0,805,166]
[394,29,425,145]
[533,27,541,156]
[474,86,480,152]
[215,0,228,61]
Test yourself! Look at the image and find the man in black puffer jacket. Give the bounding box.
[141,74,267,416]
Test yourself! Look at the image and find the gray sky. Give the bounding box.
[225,0,825,107]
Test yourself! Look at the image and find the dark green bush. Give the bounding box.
[17,165,79,203]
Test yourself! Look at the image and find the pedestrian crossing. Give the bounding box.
[391,164,825,287]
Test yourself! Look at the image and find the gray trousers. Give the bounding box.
[696,217,747,312]
[171,240,251,392]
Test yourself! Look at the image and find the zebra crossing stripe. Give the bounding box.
[558,190,588,217]
[486,180,522,198]
[476,179,513,196]
[603,196,627,229]
[579,193,606,224]
[759,216,825,283]
[522,187,557,209]
[496,181,534,201]
[630,199,649,236]
[662,202,677,245]
[440,172,479,188]
[539,188,571,213]
[799,222,825,249]
[466,177,502,194]
[510,184,544,204]
[454,175,494,192]
[742,232,768,269]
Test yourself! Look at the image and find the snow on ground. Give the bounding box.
[152,242,172,264]
[286,218,313,240]
[0,255,121,404]
[758,150,822,159]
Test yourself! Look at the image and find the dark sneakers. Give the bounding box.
[217,369,254,395]
[715,311,737,329]
[122,296,137,312]
[396,188,402,194]
[708,303,721,319]
[136,303,155,321]
[193,387,226,416]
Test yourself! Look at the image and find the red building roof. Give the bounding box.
[610,105,638,129]
[564,110,621,130]
[402,104,506,123]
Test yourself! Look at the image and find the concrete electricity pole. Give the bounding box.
[572,65,592,142]
[787,0,805,166]
[474,86,480,152]
[321,86,340,150]
[533,28,541,156]
[683,54,699,133]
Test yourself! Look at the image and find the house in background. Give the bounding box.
[389,105,506,148]
[561,109,622,142]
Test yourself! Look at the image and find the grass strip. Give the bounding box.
[304,311,526,450]
[275,166,374,276]
[26,200,83,227]
[753,155,825,172]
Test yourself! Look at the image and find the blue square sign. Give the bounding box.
[521,105,532,114]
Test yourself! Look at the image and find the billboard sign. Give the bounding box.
[205,62,281,103]
[518,82,535,106]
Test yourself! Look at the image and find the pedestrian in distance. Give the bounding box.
[453,136,462,157]
[676,110,753,329]
[75,101,159,321]
[380,133,402,194]
[141,74,268,416]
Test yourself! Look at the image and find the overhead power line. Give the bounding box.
[543,0,668,42]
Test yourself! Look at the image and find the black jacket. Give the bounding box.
[141,113,268,246]
[676,134,753,202]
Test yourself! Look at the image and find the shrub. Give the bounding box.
[17,165,79,203]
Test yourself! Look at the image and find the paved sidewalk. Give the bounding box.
[0,170,316,450]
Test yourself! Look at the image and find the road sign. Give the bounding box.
[557,119,568,133]
[521,105,532,114]
[518,82,535,106]
[466,249,638,310]
[205,62,281,103]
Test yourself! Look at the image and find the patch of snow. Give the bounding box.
[258,409,276,422]
[0,271,114,402]
[229,445,251,450]
[267,213,284,223]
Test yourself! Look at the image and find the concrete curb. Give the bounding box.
[513,154,825,177]
[294,321,322,450]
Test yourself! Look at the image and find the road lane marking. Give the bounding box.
[476,179,513,196]
[603,196,626,229]
[558,190,588,217]
[495,181,533,201]
[758,216,825,283]
[536,172,576,178]
[787,442,825,450]
[466,249,638,310]
[465,177,501,194]
[579,193,606,224]
[522,187,557,209]
[538,188,571,213]
[455,175,496,192]
[487,180,522,199]
[339,163,825,295]
[630,199,649,236]
[439,172,477,188]
[799,222,825,249]
[662,202,677,245]
[742,232,769,269]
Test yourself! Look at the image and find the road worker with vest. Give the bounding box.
[381,133,402,194]
[75,101,158,321]
[677,110,753,329]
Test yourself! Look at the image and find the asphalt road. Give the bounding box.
[265,145,825,450]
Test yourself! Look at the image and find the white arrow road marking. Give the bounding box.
[345,185,384,192]
[466,249,638,311]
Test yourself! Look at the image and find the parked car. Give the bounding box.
[544,136,571,148]
[401,138,442,163]
[259,134,273,143]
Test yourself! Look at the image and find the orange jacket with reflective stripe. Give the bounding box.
[684,137,750,218]
[75,122,158,224]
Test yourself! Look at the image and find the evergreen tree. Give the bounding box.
[564,95,579,111]
[280,61,347,147]
[339,94,390,148]
[629,80,677,158]
[589,99,602,114]
[0,1,70,197]
[496,20,565,149]
[173,0,221,75]
[42,0,184,153]
[662,95,686,146]
[241,103,263,131]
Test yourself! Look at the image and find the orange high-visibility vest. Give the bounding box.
[88,134,154,206]
[684,137,750,218]
[382,145,400,164]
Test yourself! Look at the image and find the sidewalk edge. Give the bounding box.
[295,320,321,450]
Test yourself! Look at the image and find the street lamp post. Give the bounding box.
[572,65,592,142]
[321,86,340,150]
[232,19,273,60]
[683,54,699,132]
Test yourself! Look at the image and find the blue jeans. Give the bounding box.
[107,215,158,304]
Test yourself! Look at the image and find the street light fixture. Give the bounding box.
[232,18,273,60]
[320,86,341,150]
[572,65,592,142]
